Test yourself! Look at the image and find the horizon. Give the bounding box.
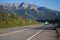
[0,0,60,11]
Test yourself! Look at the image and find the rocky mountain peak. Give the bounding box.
[19,2,28,8]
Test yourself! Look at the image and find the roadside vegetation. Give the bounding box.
[55,22,60,40]
[0,11,42,29]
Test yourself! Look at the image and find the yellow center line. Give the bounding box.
[0,29,29,37]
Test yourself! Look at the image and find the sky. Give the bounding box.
[0,0,60,11]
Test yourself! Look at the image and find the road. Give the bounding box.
[0,24,57,40]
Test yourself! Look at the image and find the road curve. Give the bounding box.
[0,24,57,40]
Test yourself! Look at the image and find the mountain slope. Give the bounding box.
[0,2,60,21]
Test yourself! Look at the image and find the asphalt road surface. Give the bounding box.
[0,24,57,40]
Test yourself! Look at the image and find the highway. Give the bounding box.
[0,24,57,40]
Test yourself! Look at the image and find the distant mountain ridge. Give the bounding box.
[0,2,60,21]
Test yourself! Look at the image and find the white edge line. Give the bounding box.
[27,26,46,40]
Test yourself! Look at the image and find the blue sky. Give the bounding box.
[0,0,60,11]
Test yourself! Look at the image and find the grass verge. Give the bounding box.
[55,23,60,40]
[0,22,43,30]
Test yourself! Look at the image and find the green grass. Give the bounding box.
[55,23,60,40]
[56,28,60,40]
[0,21,42,29]
[0,11,43,29]
[0,19,41,29]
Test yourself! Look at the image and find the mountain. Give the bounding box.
[0,2,60,22]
